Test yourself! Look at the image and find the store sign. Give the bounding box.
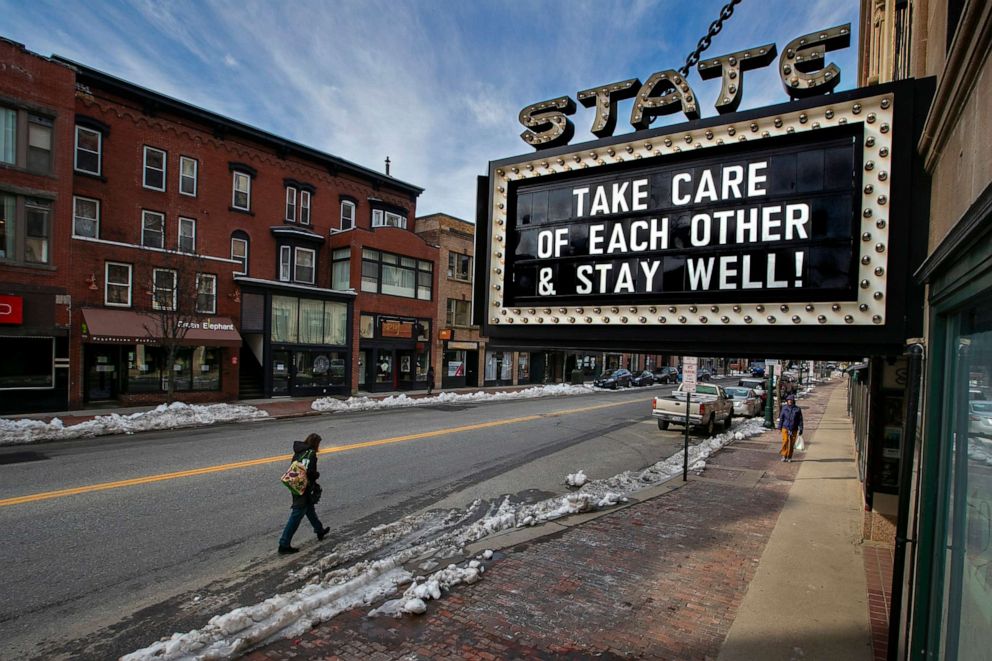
[486,87,900,332]
[381,320,414,338]
[0,295,24,324]
[520,24,850,149]
[177,318,235,332]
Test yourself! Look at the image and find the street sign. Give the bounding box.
[683,356,698,391]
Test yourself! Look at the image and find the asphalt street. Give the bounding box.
[0,380,735,660]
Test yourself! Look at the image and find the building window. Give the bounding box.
[231,234,249,275]
[271,296,347,346]
[105,261,132,307]
[299,190,311,225]
[152,268,177,310]
[285,186,297,222]
[179,156,197,196]
[178,217,196,253]
[0,194,49,264]
[446,299,472,326]
[74,125,102,175]
[340,200,355,230]
[331,248,350,290]
[448,252,472,281]
[73,196,100,238]
[0,337,54,389]
[0,107,14,165]
[372,209,407,229]
[27,114,53,173]
[143,146,166,191]
[141,210,165,249]
[232,171,251,211]
[294,247,315,284]
[196,273,217,314]
[279,245,292,281]
[359,248,432,299]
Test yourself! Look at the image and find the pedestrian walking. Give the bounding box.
[278,433,330,554]
[427,365,435,395]
[778,394,804,462]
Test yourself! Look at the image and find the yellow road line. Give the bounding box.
[0,398,645,508]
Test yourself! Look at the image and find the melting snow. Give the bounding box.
[311,383,597,412]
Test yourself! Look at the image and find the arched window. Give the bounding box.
[231,230,250,276]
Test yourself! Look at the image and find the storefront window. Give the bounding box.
[271,295,299,343]
[415,351,429,380]
[360,314,375,339]
[0,337,54,388]
[358,351,366,386]
[299,298,324,344]
[518,353,530,382]
[485,351,512,382]
[935,301,992,659]
[376,353,392,384]
[127,345,163,393]
[294,350,347,389]
[445,350,466,378]
[191,347,220,390]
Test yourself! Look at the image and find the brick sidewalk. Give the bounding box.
[244,387,835,660]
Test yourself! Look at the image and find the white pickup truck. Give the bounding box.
[651,382,734,436]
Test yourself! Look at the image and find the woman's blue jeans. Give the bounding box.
[279,502,323,548]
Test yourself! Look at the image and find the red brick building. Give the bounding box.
[0,39,75,414]
[2,43,432,411]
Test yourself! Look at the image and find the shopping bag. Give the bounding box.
[795,435,806,452]
[280,450,312,496]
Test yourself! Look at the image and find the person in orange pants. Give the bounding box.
[778,394,804,462]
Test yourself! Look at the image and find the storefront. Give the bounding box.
[442,340,478,389]
[79,307,241,404]
[484,350,512,386]
[910,195,992,659]
[0,292,69,414]
[358,313,430,392]
[237,280,354,398]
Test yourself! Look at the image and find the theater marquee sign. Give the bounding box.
[477,42,930,355]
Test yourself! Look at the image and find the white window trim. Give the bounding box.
[179,156,198,197]
[141,210,165,248]
[105,261,132,307]
[299,190,311,225]
[178,217,196,253]
[279,245,292,281]
[231,237,248,275]
[74,125,101,175]
[341,200,355,229]
[294,246,315,284]
[195,273,217,314]
[152,268,177,311]
[285,187,297,222]
[142,146,167,191]
[232,171,251,211]
[72,195,100,238]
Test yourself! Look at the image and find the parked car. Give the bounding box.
[594,368,633,389]
[724,387,762,417]
[750,365,766,377]
[697,368,713,381]
[631,370,656,387]
[970,400,992,440]
[652,383,734,435]
[653,366,679,384]
[738,377,768,403]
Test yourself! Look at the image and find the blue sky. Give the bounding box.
[4,0,859,220]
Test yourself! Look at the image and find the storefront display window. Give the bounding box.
[0,337,54,389]
[191,347,220,390]
[376,353,392,384]
[358,351,366,386]
[518,353,530,382]
[124,344,221,392]
[293,350,347,389]
[933,301,992,659]
[415,351,429,380]
[485,351,512,382]
[445,350,466,378]
[360,314,375,339]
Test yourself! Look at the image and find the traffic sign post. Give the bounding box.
[682,357,698,481]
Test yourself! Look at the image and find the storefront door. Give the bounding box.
[85,346,119,401]
[397,350,414,388]
[271,349,290,395]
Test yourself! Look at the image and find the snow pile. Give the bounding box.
[122,417,769,661]
[311,383,596,412]
[565,469,588,487]
[0,402,268,446]
[369,558,486,618]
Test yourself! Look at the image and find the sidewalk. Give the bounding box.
[244,383,874,660]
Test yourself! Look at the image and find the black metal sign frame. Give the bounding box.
[476,80,933,358]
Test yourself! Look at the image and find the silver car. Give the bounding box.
[970,401,992,440]
[724,386,762,417]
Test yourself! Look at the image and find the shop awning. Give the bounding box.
[81,308,242,347]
